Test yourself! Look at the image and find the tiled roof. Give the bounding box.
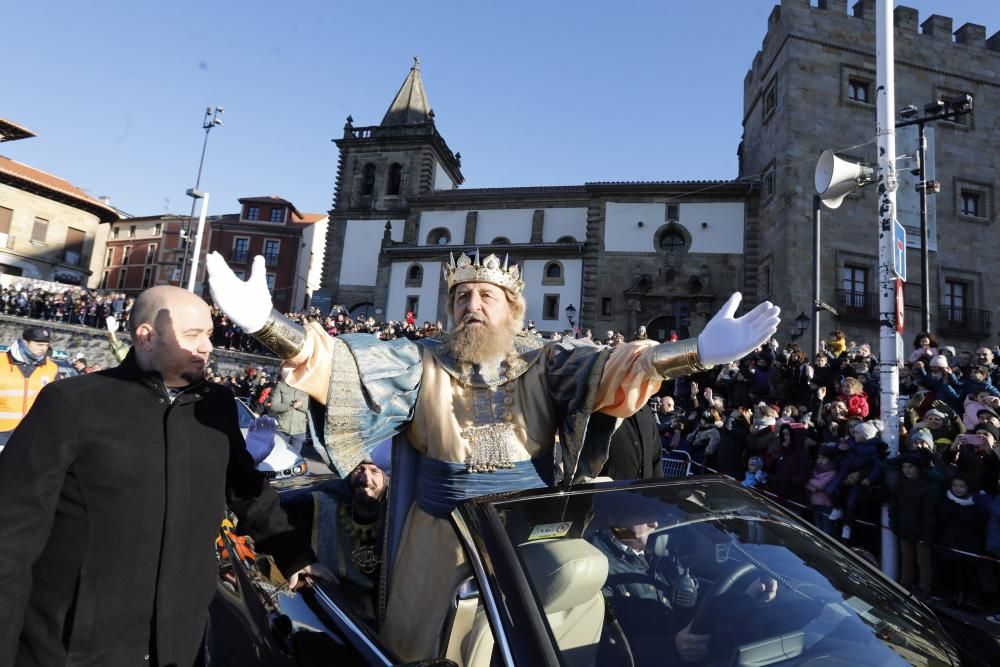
[291,212,327,224]
[0,118,36,142]
[0,155,118,221]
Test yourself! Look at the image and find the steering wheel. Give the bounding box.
[689,562,761,635]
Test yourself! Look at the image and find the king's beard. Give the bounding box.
[447,314,516,365]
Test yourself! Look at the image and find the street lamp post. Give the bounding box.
[897,95,972,332]
[179,106,224,291]
[564,303,576,335]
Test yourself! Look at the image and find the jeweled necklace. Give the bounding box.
[338,504,380,574]
[461,353,518,473]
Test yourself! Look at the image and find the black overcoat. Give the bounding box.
[0,351,314,667]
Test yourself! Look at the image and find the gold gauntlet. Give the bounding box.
[251,309,306,360]
[651,338,709,380]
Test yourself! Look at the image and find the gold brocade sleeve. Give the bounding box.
[592,340,661,418]
[281,320,333,406]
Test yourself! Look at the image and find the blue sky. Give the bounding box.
[5,1,999,217]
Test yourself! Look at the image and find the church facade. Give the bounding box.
[317,60,759,339]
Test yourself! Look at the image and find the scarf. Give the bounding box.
[11,339,47,365]
[946,490,974,506]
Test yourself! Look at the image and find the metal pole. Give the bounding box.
[876,0,899,580]
[812,195,821,356]
[186,192,210,293]
[917,121,931,333]
[179,108,221,288]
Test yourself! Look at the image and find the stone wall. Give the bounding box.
[742,0,1000,346]
[0,314,280,377]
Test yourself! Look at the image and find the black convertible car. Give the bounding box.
[206,475,967,666]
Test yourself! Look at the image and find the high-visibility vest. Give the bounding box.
[0,352,59,431]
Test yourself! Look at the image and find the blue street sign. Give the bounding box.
[892,219,906,282]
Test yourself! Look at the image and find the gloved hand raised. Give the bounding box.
[697,293,781,367]
[205,252,272,332]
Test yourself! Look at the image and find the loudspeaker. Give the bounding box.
[814,149,874,209]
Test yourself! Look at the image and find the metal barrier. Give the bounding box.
[662,450,692,478]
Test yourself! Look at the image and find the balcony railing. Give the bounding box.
[938,305,992,339]
[835,289,878,321]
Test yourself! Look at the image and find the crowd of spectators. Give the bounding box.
[0,284,133,331]
[648,329,1000,618]
[6,284,1000,617]
[208,306,448,354]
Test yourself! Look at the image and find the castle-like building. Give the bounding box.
[320,0,999,345]
[741,0,999,345]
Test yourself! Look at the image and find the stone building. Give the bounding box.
[319,61,758,338]
[0,118,119,287]
[740,0,1000,346]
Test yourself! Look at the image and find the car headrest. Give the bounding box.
[520,539,609,613]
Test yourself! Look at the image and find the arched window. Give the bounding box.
[491,236,511,245]
[387,163,402,196]
[426,228,451,245]
[542,260,565,286]
[658,230,686,255]
[361,163,376,197]
[405,263,423,287]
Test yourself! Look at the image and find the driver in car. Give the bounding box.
[590,493,777,664]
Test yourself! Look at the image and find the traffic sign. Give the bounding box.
[895,278,905,334]
[892,219,907,282]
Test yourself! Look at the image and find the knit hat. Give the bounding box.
[922,409,947,421]
[853,421,879,442]
[973,422,1000,441]
[898,452,922,468]
[939,345,956,357]
[929,355,949,369]
[909,428,934,448]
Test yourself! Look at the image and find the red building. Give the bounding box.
[100,214,179,293]
[206,196,326,312]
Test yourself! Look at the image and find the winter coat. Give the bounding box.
[890,475,936,543]
[267,380,310,436]
[599,405,664,481]
[806,467,837,507]
[715,415,750,479]
[772,425,813,506]
[962,395,990,431]
[837,391,870,419]
[936,493,987,554]
[827,436,883,495]
[986,494,1000,554]
[0,351,315,667]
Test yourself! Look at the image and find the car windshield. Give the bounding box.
[235,399,256,430]
[490,480,956,667]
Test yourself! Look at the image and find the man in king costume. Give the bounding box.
[205,250,780,661]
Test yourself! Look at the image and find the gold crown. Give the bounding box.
[443,251,524,295]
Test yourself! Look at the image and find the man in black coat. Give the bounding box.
[0,286,328,667]
[597,404,664,480]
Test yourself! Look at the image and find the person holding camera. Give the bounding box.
[948,423,1000,497]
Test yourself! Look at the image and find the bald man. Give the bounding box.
[0,286,325,667]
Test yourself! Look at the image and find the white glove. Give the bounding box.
[105,315,119,333]
[697,292,781,367]
[205,252,272,332]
